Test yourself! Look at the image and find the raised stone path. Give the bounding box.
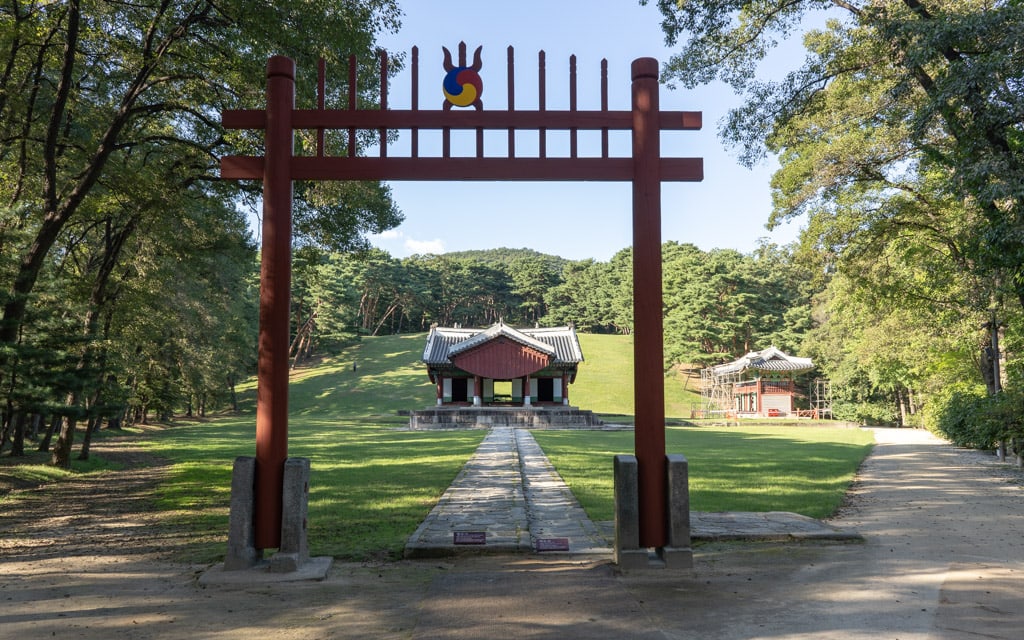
[404,427,608,557]
[404,426,857,558]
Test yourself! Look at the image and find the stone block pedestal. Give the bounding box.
[217,455,332,581]
[613,453,693,570]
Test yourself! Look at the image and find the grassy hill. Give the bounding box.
[251,332,703,420]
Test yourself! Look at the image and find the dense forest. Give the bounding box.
[2,0,1022,465]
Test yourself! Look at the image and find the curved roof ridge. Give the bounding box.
[710,346,814,375]
[421,322,584,366]
[448,322,556,358]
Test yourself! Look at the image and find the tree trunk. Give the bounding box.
[980,343,998,395]
[0,409,10,456]
[10,411,25,456]
[51,412,76,469]
[107,404,125,430]
[372,303,399,336]
[303,330,315,360]
[28,413,42,440]
[227,375,237,412]
[78,417,96,461]
[37,414,60,452]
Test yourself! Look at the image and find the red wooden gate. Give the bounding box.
[221,44,702,550]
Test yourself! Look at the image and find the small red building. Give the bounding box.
[422,321,584,406]
[709,347,815,417]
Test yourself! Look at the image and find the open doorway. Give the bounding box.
[492,380,513,404]
[537,378,554,403]
[450,378,468,403]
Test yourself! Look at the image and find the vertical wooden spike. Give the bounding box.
[411,46,419,158]
[459,41,467,67]
[317,57,325,157]
[507,46,515,158]
[601,58,609,158]
[569,54,578,158]
[538,50,546,159]
[347,54,357,157]
[442,44,451,157]
[379,49,387,158]
[475,44,483,155]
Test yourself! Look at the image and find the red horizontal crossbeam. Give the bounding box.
[222,108,702,132]
[221,155,703,182]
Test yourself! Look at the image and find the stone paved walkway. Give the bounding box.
[404,427,858,558]
[404,427,609,557]
[515,428,609,554]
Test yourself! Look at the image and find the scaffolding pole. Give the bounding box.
[812,378,833,419]
[700,367,741,418]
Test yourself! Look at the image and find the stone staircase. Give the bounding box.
[407,406,604,430]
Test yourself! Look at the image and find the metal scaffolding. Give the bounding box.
[700,367,742,418]
[812,378,833,419]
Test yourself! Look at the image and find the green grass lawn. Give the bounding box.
[140,414,485,561]
[6,333,874,562]
[532,426,875,521]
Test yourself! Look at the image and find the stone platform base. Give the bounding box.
[199,556,333,586]
[408,406,603,429]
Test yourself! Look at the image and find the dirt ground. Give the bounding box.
[2,428,1023,639]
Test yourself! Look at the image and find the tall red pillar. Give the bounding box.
[631,58,667,548]
[254,56,295,550]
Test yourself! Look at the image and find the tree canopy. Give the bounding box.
[648,0,1024,433]
[0,0,402,465]
[648,0,1023,298]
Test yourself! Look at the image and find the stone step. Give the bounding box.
[408,407,604,429]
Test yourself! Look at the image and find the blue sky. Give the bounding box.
[358,1,814,261]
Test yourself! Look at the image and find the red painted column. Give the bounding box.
[631,58,667,548]
[254,56,295,550]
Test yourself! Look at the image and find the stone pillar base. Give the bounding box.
[613,453,693,570]
[224,456,332,578]
[270,457,312,572]
[225,456,262,570]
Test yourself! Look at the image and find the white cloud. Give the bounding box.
[368,228,445,256]
[405,238,445,255]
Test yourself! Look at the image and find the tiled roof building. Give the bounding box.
[422,321,584,406]
[709,347,816,418]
